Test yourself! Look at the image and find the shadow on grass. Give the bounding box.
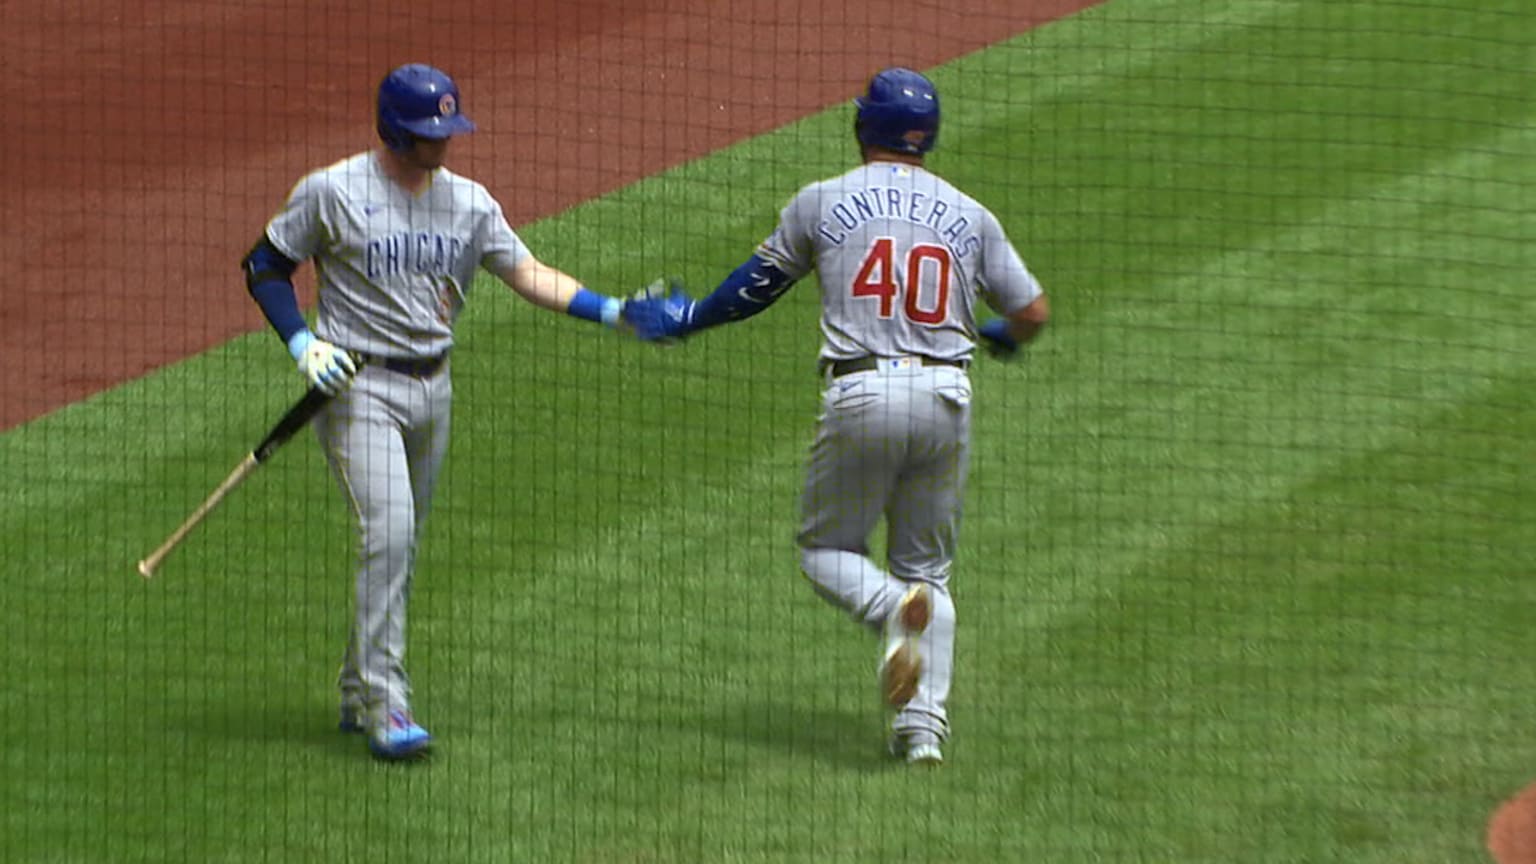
[191,701,389,763]
[709,697,893,772]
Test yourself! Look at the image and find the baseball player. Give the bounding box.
[625,67,1049,765]
[243,63,650,760]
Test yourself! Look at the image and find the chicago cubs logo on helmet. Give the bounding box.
[377,63,477,150]
[854,67,940,155]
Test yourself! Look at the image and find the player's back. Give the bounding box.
[779,161,1002,363]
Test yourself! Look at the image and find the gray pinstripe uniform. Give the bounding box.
[758,160,1042,744]
[265,150,529,720]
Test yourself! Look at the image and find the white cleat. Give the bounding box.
[906,742,944,766]
[888,734,944,766]
[880,583,932,708]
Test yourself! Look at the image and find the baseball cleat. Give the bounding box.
[879,582,932,707]
[368,710,432,760]
[339,705,364,734]
[888,734,944,766]
[906,742,943,765]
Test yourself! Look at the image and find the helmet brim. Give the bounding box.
[398,114,477,140]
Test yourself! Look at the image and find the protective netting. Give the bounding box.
[2,1,1531,861]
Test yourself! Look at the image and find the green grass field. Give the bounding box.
[5,0,1535,861]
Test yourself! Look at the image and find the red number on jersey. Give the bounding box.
[904,244,951,325]
[850,237,952,325]
[851,237,899,318]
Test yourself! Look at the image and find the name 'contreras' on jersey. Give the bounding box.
[756,161,1043,363]
[264,151,531,359]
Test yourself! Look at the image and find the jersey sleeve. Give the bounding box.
[478,194,532,274]
[754,187,819,281]
[976,211,1044,314]
[264,172,330,263]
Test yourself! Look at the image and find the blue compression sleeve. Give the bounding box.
[689,255,795,330]
[250,282,307,344]
[243,238,308,343]
[566,287,623,327]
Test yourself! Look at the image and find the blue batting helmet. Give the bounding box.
[854,67,940,155]
[377,64,477,150]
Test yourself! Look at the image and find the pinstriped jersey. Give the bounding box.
[265,150,530,359]
[757,161,1042,363]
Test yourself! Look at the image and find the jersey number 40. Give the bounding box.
[851,236,952,325]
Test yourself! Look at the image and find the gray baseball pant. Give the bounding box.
[797,362,970,744]
[314,361,452,722]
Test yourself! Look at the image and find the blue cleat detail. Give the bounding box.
[368,710,432,760]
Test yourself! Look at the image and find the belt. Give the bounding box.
[822,355,969,378]
[362,351,450,378]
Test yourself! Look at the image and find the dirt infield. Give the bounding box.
[1,0,1099,430]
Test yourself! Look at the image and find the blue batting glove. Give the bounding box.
[978,318,1019,359]
[622,279,697,343]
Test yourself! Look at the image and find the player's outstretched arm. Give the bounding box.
[496,254,627,328]
[623,254,795,343]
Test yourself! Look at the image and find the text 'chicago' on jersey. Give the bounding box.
[365,232,471,281]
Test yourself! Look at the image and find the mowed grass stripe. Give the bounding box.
[983,369,1536,864]
[973,114,1536,633]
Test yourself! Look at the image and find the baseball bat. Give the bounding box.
[136,384,337,579]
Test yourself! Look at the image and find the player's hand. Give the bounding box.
[288,330,358,395]
[622,276,696,343]
[978,319,1020,360]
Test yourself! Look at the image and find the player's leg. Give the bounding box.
[884,368,972,755]
[315,368,423,752]
[351,366,453,755]
[364,367,453,755]
[317,390,372,732]
[796,374,909,630]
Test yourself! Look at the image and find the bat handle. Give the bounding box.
[137,453,260,579]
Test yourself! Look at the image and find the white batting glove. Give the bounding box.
[287,330,357,395]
